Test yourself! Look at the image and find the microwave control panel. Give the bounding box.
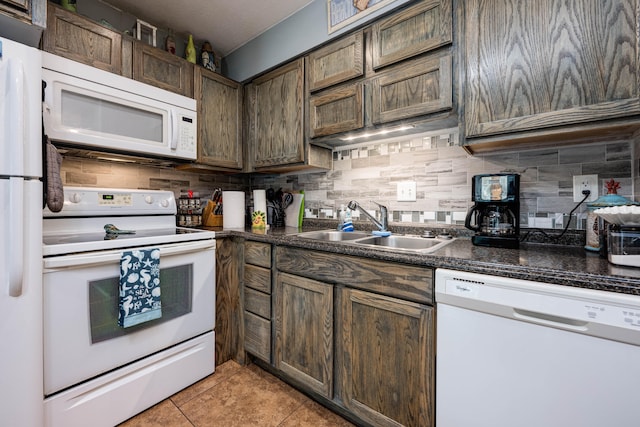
[177,115,196,153]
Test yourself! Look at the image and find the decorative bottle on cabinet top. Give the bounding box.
[185,35,196,64]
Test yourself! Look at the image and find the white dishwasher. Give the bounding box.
[435,268,640,427]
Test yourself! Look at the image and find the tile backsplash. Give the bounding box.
[252,129,635,232]
[58,128,637,233]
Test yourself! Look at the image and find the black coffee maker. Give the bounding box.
[465,173,520,249]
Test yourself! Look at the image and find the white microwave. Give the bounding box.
[42,52,197,161]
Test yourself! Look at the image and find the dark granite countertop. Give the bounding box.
[207,225,640,296]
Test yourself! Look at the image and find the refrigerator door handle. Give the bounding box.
[7,58,25,174]
[8,178,24,297]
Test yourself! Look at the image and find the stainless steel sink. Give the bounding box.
[295,230,370,241]
[295,230,454,253]
[354,235,454,253]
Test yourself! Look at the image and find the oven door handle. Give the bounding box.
[44,239,215,269]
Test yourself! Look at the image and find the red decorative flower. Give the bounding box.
[605,178,620,195]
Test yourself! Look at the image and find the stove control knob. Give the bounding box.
[144,195,154,204]
[70,192,82,204]
[161,199,170,208]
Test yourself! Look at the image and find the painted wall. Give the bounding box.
[223,0,413,82]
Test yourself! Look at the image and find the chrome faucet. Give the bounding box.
[347,200,388,232]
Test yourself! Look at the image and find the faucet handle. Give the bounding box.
[371,201,387,212]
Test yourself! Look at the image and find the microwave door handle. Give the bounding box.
[169,109,178,151]
[7,178,24,297]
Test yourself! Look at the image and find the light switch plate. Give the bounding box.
[397,181,417,201]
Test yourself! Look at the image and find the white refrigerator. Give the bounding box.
[0,36,44,426]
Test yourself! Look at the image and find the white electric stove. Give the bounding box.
[43,187,216,427]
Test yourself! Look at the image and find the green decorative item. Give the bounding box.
[185,35,196,64]
[61,0,77,12]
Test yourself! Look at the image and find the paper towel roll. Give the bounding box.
[222,191,245,229]
[253,189,266,215]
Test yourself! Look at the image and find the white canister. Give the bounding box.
[222,191,245,229]
[253,189,267,216]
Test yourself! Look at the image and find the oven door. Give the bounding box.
[43,239,215,396]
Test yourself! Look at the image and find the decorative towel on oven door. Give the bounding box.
[118,248,162,328]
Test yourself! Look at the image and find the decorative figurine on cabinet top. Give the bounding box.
[201,41,216,72]
[165,29,176,55]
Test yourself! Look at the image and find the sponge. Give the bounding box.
[372,230,391,237]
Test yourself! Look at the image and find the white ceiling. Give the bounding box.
[102,0,315,57]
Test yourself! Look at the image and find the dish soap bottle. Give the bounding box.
[342,207,354,232]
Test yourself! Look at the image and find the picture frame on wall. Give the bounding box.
[327,0,397,33]
[136,19,157,47]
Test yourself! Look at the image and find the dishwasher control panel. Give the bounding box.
[436,269,640,345]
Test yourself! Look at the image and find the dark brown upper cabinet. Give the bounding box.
[132,41,194,98]
[371,0,452,70]
[43,3,122,74]
[463,0,640,151]
[370,53,452,125]
[307,31,364,93]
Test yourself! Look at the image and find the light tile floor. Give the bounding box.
[118,360,355,427]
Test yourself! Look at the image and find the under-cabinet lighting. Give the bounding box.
[340,125,415,141]
[95,156,137,163]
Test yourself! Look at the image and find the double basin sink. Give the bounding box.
[295,230,454,253]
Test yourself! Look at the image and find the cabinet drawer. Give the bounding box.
[244,311,271,362]
[244,264,271,293]
[276,246,433,304]
[370,53,452,125]
[307,31,364,92]
[245,287,270,319]
[309,82,364,138]
[244,241,271,268]
[371,0,452,70]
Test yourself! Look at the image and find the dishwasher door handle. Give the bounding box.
[513,308,589,332]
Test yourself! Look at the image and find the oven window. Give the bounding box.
[89,265,193,344]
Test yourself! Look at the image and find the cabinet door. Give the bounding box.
[275,272,333,399]
[370,53,452,125]
[465,0,640,138]
[195,67,243,169]
[1,0,28,14]
[133,41,194,97]
[371,0,452,70]
[248,58,305,169]
[309,82,364,138]
[43,3,122,74]
[340,288,434,427]
[1,0,45,27]
[307,31,364,92]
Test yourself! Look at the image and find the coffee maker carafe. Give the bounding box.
[465,174,520,248]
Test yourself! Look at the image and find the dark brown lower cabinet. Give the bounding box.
[272,246,435,426]
[274,272,333,399]
[339,288,434,427]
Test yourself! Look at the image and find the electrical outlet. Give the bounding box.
[397,181,417,201]
[573,174,598,202]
